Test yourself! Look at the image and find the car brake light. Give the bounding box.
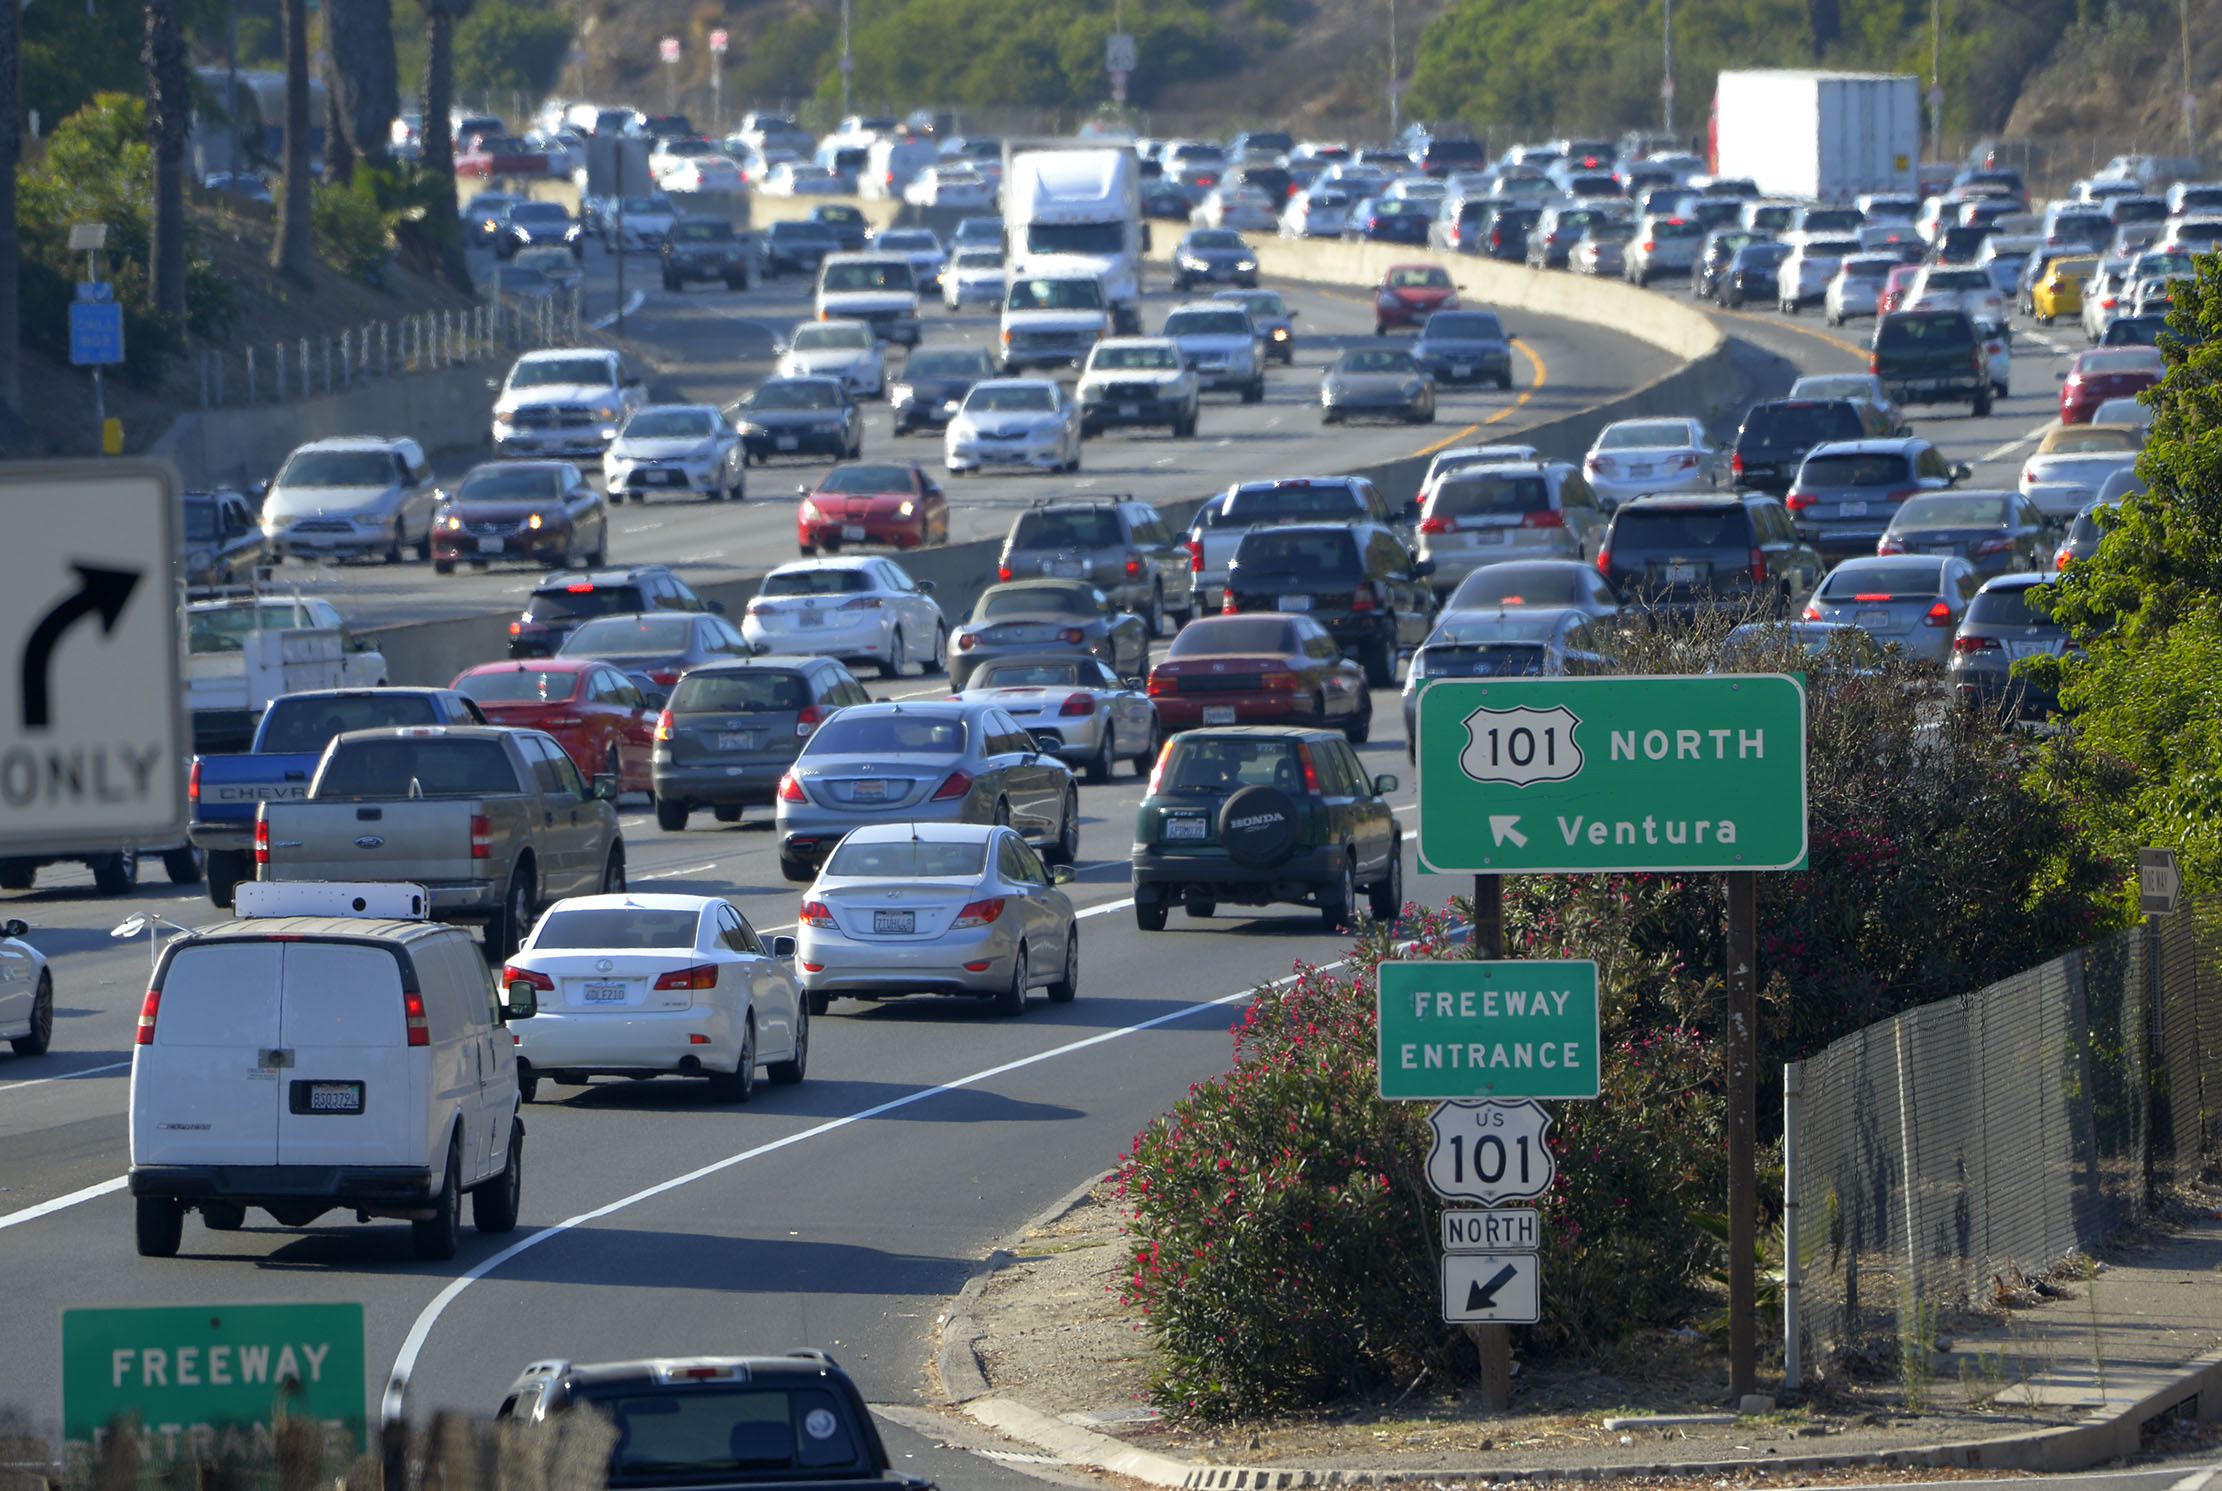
[1351,585,1377,611]
[1730,451,1745,476]
[1147,672,1175,696]
[655,709,674,741]
[1852,592,1894,601]
[1877,537,1907,554]
[471,813,493,859]
[136,988,160,1044]
[795,703,828,737]
[1295,742,1322,795]
[566,582,594,593]
[799,900,835,927]
[1802,602,1822,620]
[254,816,270,864]
[1642,239,1655,251]
[1954,635,2000,653]
[931,769,973,801]
[1418,514,1452,533]
[952,897,1006,928]
[1223,593,1239,614]
[1785,491,1816,511]
[404,988,430,1047]
[648,668,680,686]
[777,772,805,803]
[1750,548,1767,584]
[997,564,1013,581]
[1924,600,1954,626]
[1595,546,1611,576]
[1868,353,1881,374]
[1259,670,1300,692]
[1125,553,1143,578]
[1523,510,1565,528]
[503,965,554,990]
[1185,539,1203,571]
[1056,627,1085,643]
[653,963,719,990]
[188,759,201,806]
[510,621,524,636]
[1059,692,1095,716]
[1145,739,1174,793]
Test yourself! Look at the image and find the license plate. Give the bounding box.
[841,524,868,541]
[302,1081,363,1114]
[1630,463,1654,477]
[776,435,800,450]
[716,731,762,751]
[2008,640,2054,659]
[1925,546,1956,556]
[1118,403,1140,417]
[476,536,502,555]
[797,609,826,627]
[1840,500,1868,517]
[581,980,627,1004]
[1276,594,1312,612]
[849,778,891,801]
[1202,705,1237,724]
[1857,609,1893,629]
[1664,563,1698,584]
[1052,561,1086,578]
[1452,363,1471,378]
[1164,816,1208,841]
[872,908,916,934]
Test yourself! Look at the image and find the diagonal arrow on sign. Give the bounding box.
[1465,1263,1518,1311]
[1489,815,1526,847]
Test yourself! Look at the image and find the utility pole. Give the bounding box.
[1662,0,1675,137]
[839,0,852,118]
[1927,0,1943,164]
[2180,0,2197,152]
[1387,0,1399,142]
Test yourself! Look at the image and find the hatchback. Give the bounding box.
[2019,422,2144,519]
[1877,490,2053,576]
[1599,494,1821,616]
[741,556,946,677]
[1731,399,1893,496]
[1624,213,1706,283]
[556,610,755,686]
[1319,348,1434,423]
[1415,461,1606,592]
[1802,555,1981,662]
[1948,573,2069,719]
[650,656,870,830]
[1785,438,1970,560]
[508,565,717,658]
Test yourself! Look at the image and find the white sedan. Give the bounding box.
[659,156,747,193]
[741,555,948,674]
[0,916,52,1058]
[1776,238,1860,312]
[506,894,807,1103]
[943,247,1007,309]
[761,163,847,196]
[946,379,1084,474]
[905,165,997,210]
[959,653,1160,783]
[1280,190,1353,238]
[796,822,1078,1017]
[1581,416,1721,508]
[1191,186,1279,233]
[777,320,886,397]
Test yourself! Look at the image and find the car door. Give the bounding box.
[991,709,1061,834]
[131,940,285,1168]
[715,903,793,1065]
[1321,737,1389,881]
[1092,657,1151,744]
[568,471,607,554]
[0,933,31,1035]
[998,831,1068,975]
[521,734,597,894]
[401,444,439,540]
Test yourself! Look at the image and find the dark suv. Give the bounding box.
[1224,521,1436,686]
[998,499,1193,634]
[1872,307,1991,415]
[1783,436,1969,561]
[1600,493,1821,615]
[1948,572,2069,721]
[1731,398,1894,494]
[508,565,719,657]
[1131,726,1402,933]
[660,217,750,291]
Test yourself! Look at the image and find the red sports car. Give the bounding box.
[450,658,658,796]
[1145,613,1369,735]
[456,136,552,179]
[796,461,949,555]
[1374,263,1460,334]
[2059,346,2164,424]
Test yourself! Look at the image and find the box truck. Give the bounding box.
[1003,144,1145,335]
[1711,70,1919,201]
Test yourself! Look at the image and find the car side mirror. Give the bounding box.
[504,980,539,1019]
[916,578,936,593]
[1124,677,1144,690]
[2056,370,2069,381]
[1413,557,1437,576]
[1,918,25,938]
[1050,864,1076,885]
[796,484,811,497]
[771,934,797,959]
[1951,463,1972,482]
[1373,773,1400,795]
[708,599,727,614]
[591,772,620,800]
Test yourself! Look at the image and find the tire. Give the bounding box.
[1361,638,1394,689]
[1046,929,1078,1003]
[163,846,203,885]
[518,1065,540,1102]
[434,559,456,574]
[924,622,950,672]
[1132,716,1162,775]
[205,849,247,908]
[600,843,625,893]
[135,1196,183,1258]
[472,1122,522,1234]
[416,529,434,562]
[1322,409,1341,426]
[1135,899,1167,931]
[1972,390,1993,418]
[0,863,30,891]
[779,854,814,884]
[1319,856,1356,932]
[1344,693,1373,745]
[768,1003,809,1084]
[879,627,905,679]
[707,1018,756,1102]
[1084,728,1113,784]
[1369,836,1404,922]
[993,942,1028,1017]
[1242,377,1264,404]
[1496,370,1513,391]
[9,972,51,1055]
[486,865,535,960]
[412,1143,463,1260]
[1184,897,1216,920]
[384,525,405,565]
[201,1201,246,1231]
[1044,788,1080,866]
[90,849,137,896]
[657,798,690,831]
[712,804,743,823]
[1146,584,1168,638]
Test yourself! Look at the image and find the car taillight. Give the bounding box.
[471,814,493,858]
[1147,672,1175,696]
[1641,238,1655,251]
[1351,585,1377,611]
[799,900,835,927]
[2022,464,2039,485]
[1259,670,1301,692]
[254,816,270,864]
[957,632,977,649]
[653,963,719,990]
[997,564,1013,581]
[1802,602,1822,620]
[404,988,430,1047]
[1673,453,1699,471]
[1223,593,1239,614]
[1059,692,1095,716]
[1785,491,1816,511]
[952,897,1006,928]
[188,759,201,806]
[2055,546,2073,571]
[1418,514,1452,533]
[1868,353,1881,374]
[777,772,805,802]
[1125,553,1143,578]
[655,709,674,741]
[1925,600,1955,626]
[1587,455,1613,475]
[795,703,828,737]
[1877,536,1907,554]
[1145,740,1173,792]
[1973,537,2013,556]
[840,595,883,610]
[1886,487,1920,503]
[136,988,160,1045]
[1522,510,1565,528]
[1730,450,1745,477]
[930,769,973,801]
[1595,547,1611,576]
[1295,742,1322,794]
[503,965,554,990]
[509,621,525,636]
[1185,539,1203,571]
[1954,635,2000,653]
[1056,627,1085,643]
[1750,548,1768,584]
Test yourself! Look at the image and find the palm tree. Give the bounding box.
[270,0,313,281]
[325,0,400,181]
[419,0,472,289]
[0,0,21,422]
[144,0,191,322]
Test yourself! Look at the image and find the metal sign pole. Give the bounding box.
[1468,872,1513,1412]
[1727,869,1757,1399]
[615,142,627,340]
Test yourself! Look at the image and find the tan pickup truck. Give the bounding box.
[256,726,624,955]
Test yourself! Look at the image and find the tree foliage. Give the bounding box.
[453,0,574,102]
[829,0,1223,110]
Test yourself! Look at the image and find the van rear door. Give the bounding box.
[275,942,420,1166]
[131,942,284,1166]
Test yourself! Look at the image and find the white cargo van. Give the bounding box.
[858,139,938,200]
[128,880,535,1261]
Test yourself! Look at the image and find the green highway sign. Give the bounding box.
[1414,674,1807,874]
[1377,960,1600,1100]
[62,1302,366,1453]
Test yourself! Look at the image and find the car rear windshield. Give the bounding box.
[1432,472,1550,519]
[805,713,965,756]
[760,568,869,596]
[1422,312,1503,339]
[575,1384,867,1482]
[1877,313,1973,350]
[1818,563,1947,599]
[1967,585,2059,626]
[1743,401,1865,445]
[826,838,988,877]
[533,908,702,948]
[822,261,914,291]
[1216,483,1361,524]
[1598,420,1691,450]
[1235,529,1359,571]
[1450,568,1594,607]
[1799,452,1910,487]
[973,661,1085,688]
[975,584,1093,619]
[671,670,807,712]
[673,220,731,242]
[1158,736,1304,793]
[1895,495,2010,527]
[259,695,441,753]
[1419,642,1549,677]
[1012,510,1123,549]
[1650,218,1705,238]
[525,585,646,623]
[457,668,582,704]
[1610,506,1753,549]
[905,350,992,379]
[564,615,696,653]
[314,738,519,798]
[2069,504,2120,543]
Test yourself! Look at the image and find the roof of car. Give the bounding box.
[1980,571,2060,592]
[196,914,456,944]
[842,820,1006,845]
[460,657,594,674]
[532,566,674,589]
[1165,724,1341,741]
[521,1354,853,1391]
[1803,437,1926,456]
[514,346,617,361]
[289,435,414,452]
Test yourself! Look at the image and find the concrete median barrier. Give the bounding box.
[152,362,498,491]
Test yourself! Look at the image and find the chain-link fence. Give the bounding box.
[1788,896,2222,1373]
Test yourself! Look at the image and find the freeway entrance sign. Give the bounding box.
[1377,959,1599,1099]
[62,1302,366,1453]
[1441,1252,1541,1324]
[1413,675,1807,873]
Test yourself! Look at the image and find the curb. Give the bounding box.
[936,1169,1114,1405]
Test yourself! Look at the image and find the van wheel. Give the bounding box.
[517,1064,540,1103]
[163,846,204,885]
[201,1201,246,1231]
[90,849,138,896]
[472,1123,522,1234]
[205,850,247,909]
[412,1144,462,1260]
[600,844,625,893]
[657,798,691,831]
[768,1004,808,1084]
[135,1196,183,1258]
[707,1019,756,1102]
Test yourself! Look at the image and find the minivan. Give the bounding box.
[128,879,532,1260]
[1731,398,1893,495]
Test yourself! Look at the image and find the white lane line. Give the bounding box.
[2166,1470,2218,1491]
[379,960,1307,1421]
[0,1177,127,1233]
[1975,422,2054,466]
[591,290,647,330]
[640,861,721,881]
[0,1059,132,1095]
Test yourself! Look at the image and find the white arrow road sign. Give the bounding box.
[1426,1099,1556,1203]
[1489,815,1526,847]
[1442,1252,1541,1324]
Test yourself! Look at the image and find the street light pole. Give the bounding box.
[1662,0,1674,137]
[1928,0,1943,163]
[2181,0,2197,151]
[1387,0,1399,142]
[840,0,852,117]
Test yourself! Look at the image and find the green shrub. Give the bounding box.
[311,176,395,286]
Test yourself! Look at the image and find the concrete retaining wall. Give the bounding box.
[151,362,499,490]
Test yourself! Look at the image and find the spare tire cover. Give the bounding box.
[1219,786,1301,868]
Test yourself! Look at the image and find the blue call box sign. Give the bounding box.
[70,300,124,366]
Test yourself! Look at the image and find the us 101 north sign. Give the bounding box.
[1413,674,1807,874]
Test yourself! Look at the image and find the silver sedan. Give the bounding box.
[796,822,1078,1016]
[958,653,1162,783]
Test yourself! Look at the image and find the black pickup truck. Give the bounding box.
[1871,307,1991,418]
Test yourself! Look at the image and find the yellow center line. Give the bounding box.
[1707,304,1871,361]
[1300,284,1549,454]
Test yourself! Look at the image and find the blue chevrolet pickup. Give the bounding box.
[188,687,486,906]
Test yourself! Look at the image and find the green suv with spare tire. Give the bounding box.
[1130,725,1403,931]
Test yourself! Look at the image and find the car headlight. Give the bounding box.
[800,500,820,520]
[1236,258,1256,271]
[1271,327,1290,341]
[493,404,517,422]
[737,420,765,435]
[890,382,914,404]
[595,402,621,420]
[527,513,544,530]
[443,515,464,530]
[1402,380,1425,397]
[898,499,915,517]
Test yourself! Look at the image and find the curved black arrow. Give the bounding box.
[21,564,140,729]
[1465,1263,1519,1311]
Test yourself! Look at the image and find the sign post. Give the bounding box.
[1105,31,1136,104]
[68,224,121,456]
[707,29,728,136]
[659,35,681,113]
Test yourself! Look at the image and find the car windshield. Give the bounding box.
[670,670,808,710]
[1967,584,2059,626]
[1012,510,1121,548]
[1819,562,1947,599]
[1166,617,1298,656]
[182,498,222,541]
[1387,267,1453,288]
[278,449,396,486]
[2081,350,2163,375]
[749,381,840,410]
[973,661,1085,688]
[1159,736,1304,794]
[624,410,716,439]
[805,712,966,755]
[510,357,615,388]
[1006,279,1104,310]
[1746,401,1864,443]
[1598,420,1692,450]
[815,464,913,494]
[1237,530,1357,571]
[456,667,581,703]
[1877,313,1973,350]
[533,908,702,948]
[974,584,1095,619]
[619,196,672,215]
[878,231,938,251]
[258,694,440,753]
[792,323,871,351]
[1800,452,1910,487]
[822,261,914,291]
[523,585,644,623]
[1094,344,1179,369]
[965,384,1057,413]
[1612,507,1751,548]
[1423,312,1502,338]
[826,838,989,877]
[1187,230,1245,249]
[510,202,567,223]
[1895,495,2010,527]
[673,221,731,242]
[759,568,869,596]
[1334,350,1417,374]
[577,1383,867,1483]
[564,615,696,652]
[1449,567,1595,607]
[314,738,518,799]
[1025,221,1125,254]
[1432,472,1550,519]
[906,349,993,378]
